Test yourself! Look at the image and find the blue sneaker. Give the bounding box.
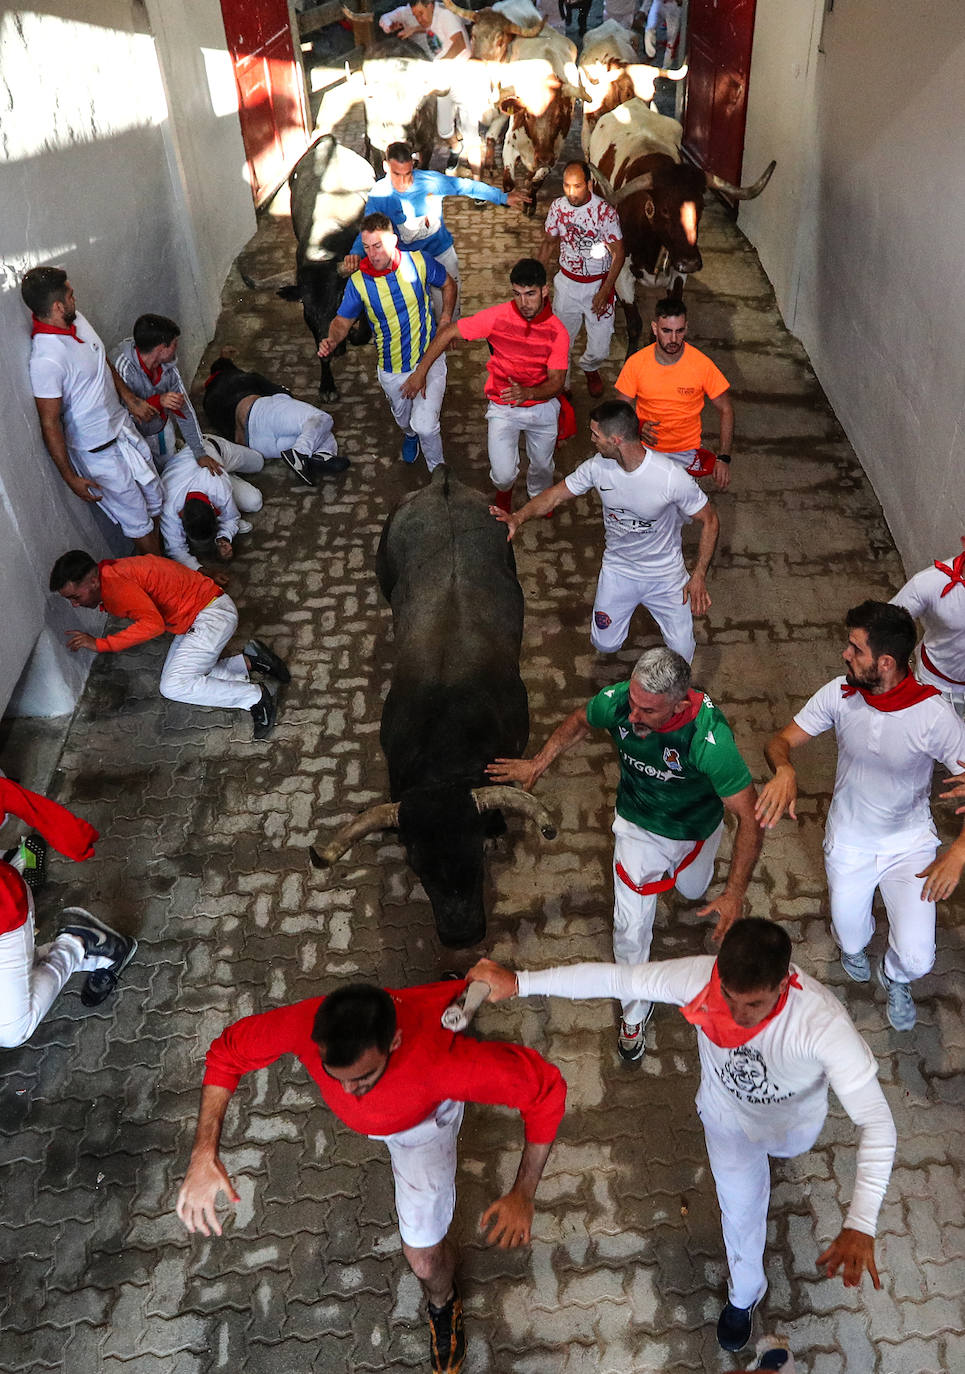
[401,433,420,464]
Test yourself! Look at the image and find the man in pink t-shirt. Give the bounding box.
[402,259,570,509]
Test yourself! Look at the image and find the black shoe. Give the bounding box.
[428,1285,465,1374]
[308,450,350,477]
[6,835,48,891]
[58,908,137,1008]
[280,448,316,486]
[444,144,463,173]
[717,1299,758,1352]
[244,638,291,684]
[250,684,277,740]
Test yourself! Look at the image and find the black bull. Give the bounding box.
[310,469,556,947]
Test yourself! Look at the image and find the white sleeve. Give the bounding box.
[380,4,411,28]
[833,1075,897,1235]
[890,569,932,622]
[518,957,711,1008]
[159,492,199,570]
[564,455,600,497]
[926,700,965,774]
[668,466,708,520]
[793,679,841,739]
[216,476,241,544]
[29,353,64,400]
[112,347,141,394]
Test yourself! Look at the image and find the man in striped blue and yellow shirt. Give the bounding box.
[319,213,456,469]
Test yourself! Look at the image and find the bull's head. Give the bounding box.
[310,785,556,948]
[442,0,544,62]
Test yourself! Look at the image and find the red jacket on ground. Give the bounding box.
[203,981,566,1142]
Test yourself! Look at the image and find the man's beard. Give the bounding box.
[631,723,652,738]
[845,666,881,690]
[64,308,77,326]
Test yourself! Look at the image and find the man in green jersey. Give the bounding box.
[487,646,763,1060]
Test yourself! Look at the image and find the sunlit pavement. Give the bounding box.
[1,77,962,1374]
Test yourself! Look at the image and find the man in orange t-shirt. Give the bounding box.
[616,297,735,491]
[49,550,288,739]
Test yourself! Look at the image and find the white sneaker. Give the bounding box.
[876,961,916,1031]
[840,948,871,982]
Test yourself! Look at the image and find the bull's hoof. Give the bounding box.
[540,824,558,840]
[318,386,339,404]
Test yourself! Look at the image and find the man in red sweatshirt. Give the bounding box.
[176,980,566,1374]
[0,777,136,1047]
[49,550,288,739]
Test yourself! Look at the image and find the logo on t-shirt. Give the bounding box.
[662,747,682,772]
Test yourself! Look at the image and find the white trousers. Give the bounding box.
[824,838,938,983]
[158,596,262,712]
[369,1099,465,1247]
[0,892,110,1049]
[246,395,337,461]
[378,356,448,470]
[591,562,695,661]
[552,271,615,376]
[701,1112,824,1309]
[70,428,162,539]
[612,814,723,1023]
[650,447,697,468]
[486,398,559,496]
[201,435,265,513]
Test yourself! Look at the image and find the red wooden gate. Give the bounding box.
[219,0,310,204]
[683,0,757,187]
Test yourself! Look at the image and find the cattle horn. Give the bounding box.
[612,170,654,204]
[586,161,616,201]
[507,13,545,37]
[471,786,557,840]
[706,159,776,202]
[442,0,478,20]
[309,802,401,868]
[659,63,688,82]
[341,2,373,21]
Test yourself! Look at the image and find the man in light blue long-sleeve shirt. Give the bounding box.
[341,141,529,319]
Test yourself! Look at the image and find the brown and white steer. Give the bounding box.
[577,20,687,154]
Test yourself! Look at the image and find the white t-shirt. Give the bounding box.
[29,312,127,451]
[379,3,468,60]
[518,955,896,1234]
[891,561,965,687]
[544,191,623,278]
[793,676,965,850]
[159,450,240,571]
[564,450,706,579]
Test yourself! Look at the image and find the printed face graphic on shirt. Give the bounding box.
[719,1045,780,1104]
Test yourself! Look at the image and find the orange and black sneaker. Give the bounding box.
[428,1285,465,1373]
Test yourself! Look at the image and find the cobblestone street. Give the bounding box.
[1,83,963,1374]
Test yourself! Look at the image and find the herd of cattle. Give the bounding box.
[276,2,775,393]
[290,3,775,945]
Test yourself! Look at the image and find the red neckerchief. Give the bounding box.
[31,315,84,343]
[360,248,403,278]
[652,688,703,734]
[183,490,219,515]
[136,348,163,386]
[511,300,554,328]
[680,962,802,1048]
[935,549,965,598]
[841,673,940,711]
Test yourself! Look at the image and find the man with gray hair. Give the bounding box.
[488,646,762,1060]
[491,400,718,662]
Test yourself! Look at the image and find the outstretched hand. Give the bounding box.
[486,756,538,789]
[916,846,965,902]
[489,507,520,541]
[480,1189,534,1248]
[176,1155,240,1237]
[755,774,798,829]
[817,1227,881,1289]
[467,957,518,1001]
[682,572,711,615]
[696,890,742,943]
[939,760,965,813]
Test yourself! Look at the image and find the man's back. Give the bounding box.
[97,556,221,650]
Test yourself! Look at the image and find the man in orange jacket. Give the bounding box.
[50,550,287,738]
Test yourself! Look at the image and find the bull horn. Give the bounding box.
[471,786,557,840]
[560,82,582,101]
[706,159,776,202]
[341,2,373,21]
[442,0,478,20]
[309,802,401,868]
[659,63,688,81]
[239,267,292,291]
[586,160,616,201]
[612,170,654,204]
[507,14,545,37]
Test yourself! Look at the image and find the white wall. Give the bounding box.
[0,0,255,716]
[739,0,965,574]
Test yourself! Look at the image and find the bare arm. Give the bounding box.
[479,1139,554,1247]
[399,321,464,399]
[490,478,576,541]
[697,783,764,941]
[318,314,356,359]
[682,500,719,615]
[708,391,735,491]
[438,272,457,327]
[591,239,626,317]
[538,232,558,267]
[34,396,101,502]
[755,722,814,827]
[175,1084,240,1237]
[486,705,592,789]
[108,361,155,425]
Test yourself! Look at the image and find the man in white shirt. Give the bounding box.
[757,600,965,1031]
[380,0,472,167]
[22,266,163,555]
[891,536,965,716]
[491,400,718,661]
[468,917,897,1354]
[539,161,625,397]
[159,448,260,572]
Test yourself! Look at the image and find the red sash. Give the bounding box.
[616,836,704,896]
[920,644,965,688]
[31,316,84,343]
